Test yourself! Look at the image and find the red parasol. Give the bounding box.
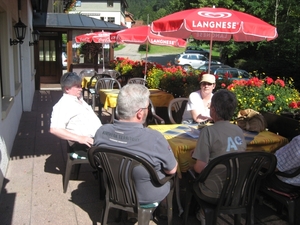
[75,30,114,71]
[110,25,186,76]
[151,7,278,72]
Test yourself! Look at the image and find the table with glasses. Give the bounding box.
[148,124,289,178]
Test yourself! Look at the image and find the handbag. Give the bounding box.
[236,109,266,132]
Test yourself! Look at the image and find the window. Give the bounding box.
[100,17,105,21]
[107,17,115,23]
[75,1,81,7]
[107,0,113,7]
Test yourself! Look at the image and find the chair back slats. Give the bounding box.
[99,152,138,207]
[87,74,104,89]
[128,78,147,85]
[191,152,276,224]
[168,98,188,124]
[79,69,97,79]
[146,99,165,125]
[102,70,121,79]
[95,77,121,90]
[89,146,175,225]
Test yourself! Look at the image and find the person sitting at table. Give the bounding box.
[50,72,102,150]
[192,89,246,224]
[93,84,177,216]
[182,74,216,124]
[271,135,300,186]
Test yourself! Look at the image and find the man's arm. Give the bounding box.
[193,159,207,174]
[164,162,178,175]
[50,127,94,147]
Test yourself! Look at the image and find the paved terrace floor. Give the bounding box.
[0,90,290,225]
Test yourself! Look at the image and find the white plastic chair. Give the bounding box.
[128,78,147,85]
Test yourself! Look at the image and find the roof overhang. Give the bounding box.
[33,13,127,31]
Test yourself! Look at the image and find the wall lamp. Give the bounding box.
[10,18,27,46]
[29,30,40,46]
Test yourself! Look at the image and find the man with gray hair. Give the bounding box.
[93,83,177,205]
[50,72,101,148]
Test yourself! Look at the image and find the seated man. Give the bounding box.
[93,83,178,204]
[192,89,246,224]
[274,136,300,186]
[50,72,102,149]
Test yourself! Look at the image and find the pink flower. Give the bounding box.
[265,77,274,85]
[275,79,285,87]
[267,95,276,102]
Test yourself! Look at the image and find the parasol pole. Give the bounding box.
[208,5,216,74]
[102,44,105,71]
[208,33,213,74]
[144,41,148,79]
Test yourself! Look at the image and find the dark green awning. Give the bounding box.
[33,13,126,31]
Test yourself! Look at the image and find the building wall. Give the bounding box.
[0,0,35,190]
[71,0,126,25]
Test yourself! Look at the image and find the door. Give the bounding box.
[38,33,62,83]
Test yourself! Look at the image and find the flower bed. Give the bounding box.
[110,58,300,115]
[226,77,300,115]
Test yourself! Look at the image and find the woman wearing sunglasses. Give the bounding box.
[182,74,216,124]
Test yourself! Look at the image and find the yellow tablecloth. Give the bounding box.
[99,89,174,109]
[148,124,289,178]
[82,76,95,89]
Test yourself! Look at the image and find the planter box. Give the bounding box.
[261,112,300,140]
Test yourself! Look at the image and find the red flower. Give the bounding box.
[221,83,226,88]
[275,79,285,87]
[265,77,274,85]
[267,95,276,102]
[289,101,298,109]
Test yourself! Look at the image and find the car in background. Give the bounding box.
[184,46,210,57]
[213,67,251,80]
[62,52,67,68]
[174,53,208,71]
[198,62,228,73]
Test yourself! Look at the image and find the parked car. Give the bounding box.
[62,52,67,68]
[197,62,228,73]
[213,68,251,80]
[174,53,208,71]
[184,46,210,57]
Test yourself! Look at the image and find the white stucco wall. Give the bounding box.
[0,0,35,190]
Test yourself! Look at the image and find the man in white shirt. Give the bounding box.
[50,72,102,149]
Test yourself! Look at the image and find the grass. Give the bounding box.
[142,45,185,54]
[114,43,220,59]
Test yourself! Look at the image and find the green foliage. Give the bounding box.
[138,44,150,51]
[146,66,165,88]
[127,0,170,23]
[110,58,300,114]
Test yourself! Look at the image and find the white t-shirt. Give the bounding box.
[50,93,102,137]
[182,90,212,122]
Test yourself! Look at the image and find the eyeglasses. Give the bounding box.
[201,82,213,86]
[136,103,151,113]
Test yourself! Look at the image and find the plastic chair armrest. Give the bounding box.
[276,167,300,178]
[152,114,165,124]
